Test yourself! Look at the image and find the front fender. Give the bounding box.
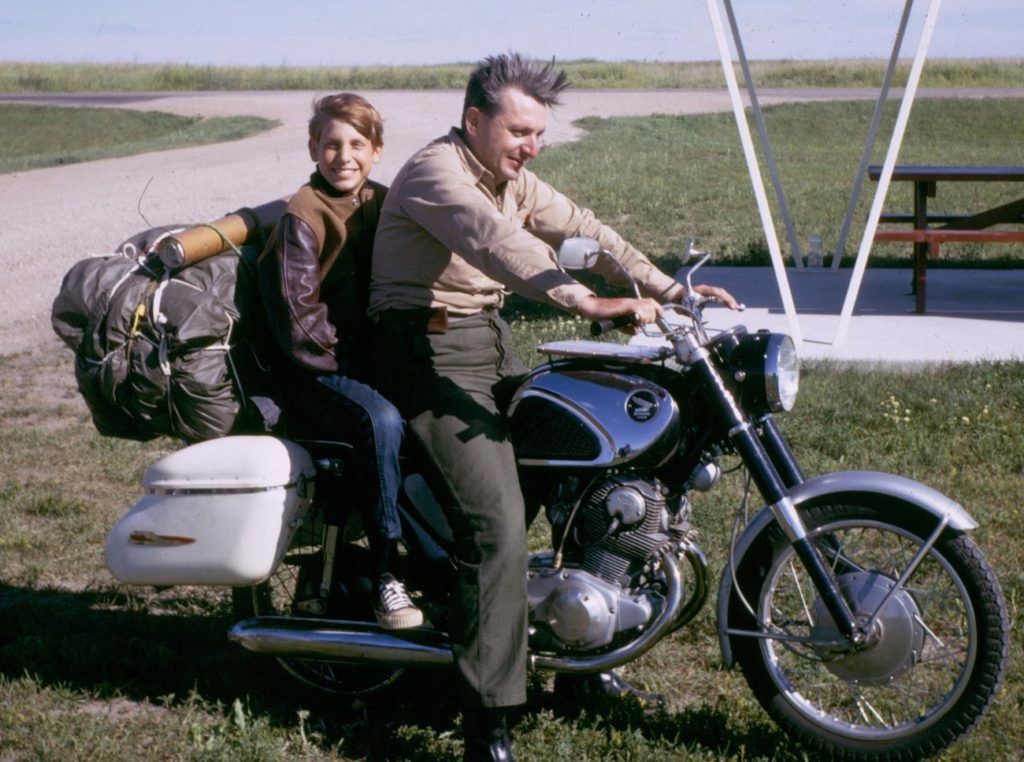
[716,470,975,668]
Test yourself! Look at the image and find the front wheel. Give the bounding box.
[730,499,1008,761]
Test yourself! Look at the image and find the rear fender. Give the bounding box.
[716,470,975,668]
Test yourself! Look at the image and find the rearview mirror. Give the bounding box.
[557,237,602,270]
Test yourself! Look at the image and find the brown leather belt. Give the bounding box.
[375,306,499,335]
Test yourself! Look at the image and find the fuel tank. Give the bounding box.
[508,368,680,468]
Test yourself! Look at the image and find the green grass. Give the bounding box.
[1,58,1023,92]
[0,103,276,173]
[8,94,1024,263]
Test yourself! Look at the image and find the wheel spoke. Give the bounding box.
[787,559,816,628]
[850,685,891,727]
[866,517,949,634]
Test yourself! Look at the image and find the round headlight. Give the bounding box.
[731,332,801,414]
[766,333,800,412]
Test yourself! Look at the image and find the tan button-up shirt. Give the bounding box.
[369,128,680,317]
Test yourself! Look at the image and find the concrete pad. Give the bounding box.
[692,267,1024,364]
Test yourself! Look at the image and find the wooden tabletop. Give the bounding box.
[868,165,1024,182]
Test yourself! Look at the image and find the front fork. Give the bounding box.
[756,414,805,489]
[675,333,862,642]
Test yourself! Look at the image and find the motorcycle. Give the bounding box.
[105,238,1009,761]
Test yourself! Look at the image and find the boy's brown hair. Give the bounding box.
[309,93,384,148]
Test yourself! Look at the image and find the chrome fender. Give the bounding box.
[716,470,976,668]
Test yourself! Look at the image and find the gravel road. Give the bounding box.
[2,87,1020,356]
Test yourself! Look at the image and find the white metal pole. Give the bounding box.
[831,0,914,270]
[706,0,803,347]
[723,0,804,270]
[834,0,943,346]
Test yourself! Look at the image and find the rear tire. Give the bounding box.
[730,498,1008,760]
[232,515,404,697]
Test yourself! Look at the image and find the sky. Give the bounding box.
[0,0,1021,67]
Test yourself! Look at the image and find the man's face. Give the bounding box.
[309,118,381,193]
[464,87,546,184]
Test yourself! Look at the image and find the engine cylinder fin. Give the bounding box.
[579,476,672,583]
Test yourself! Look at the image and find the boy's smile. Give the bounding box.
[309,118,381,193]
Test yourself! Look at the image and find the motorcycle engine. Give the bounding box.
[527,475,689,652]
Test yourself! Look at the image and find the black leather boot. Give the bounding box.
[462,706,515,762]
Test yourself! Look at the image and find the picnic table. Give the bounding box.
[868,164,1024,313]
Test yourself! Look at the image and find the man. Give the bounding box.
[370,53,737,761]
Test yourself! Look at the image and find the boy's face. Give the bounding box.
[309,118,381,193]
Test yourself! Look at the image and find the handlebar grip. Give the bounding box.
[590,313,637,336]
[698,295,746,312]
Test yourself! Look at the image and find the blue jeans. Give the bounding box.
[283,371,404,548]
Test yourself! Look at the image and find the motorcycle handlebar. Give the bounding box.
[589,296,745,338]
[589,313,639,337]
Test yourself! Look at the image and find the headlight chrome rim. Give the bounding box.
[764,334,800,412]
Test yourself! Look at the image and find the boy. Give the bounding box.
[257,93,422,630]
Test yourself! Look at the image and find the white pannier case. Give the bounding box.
[106,436,315,586]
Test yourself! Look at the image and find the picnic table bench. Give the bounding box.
[868,165,1024,313]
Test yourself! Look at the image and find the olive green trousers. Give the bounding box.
[373,310,529,708]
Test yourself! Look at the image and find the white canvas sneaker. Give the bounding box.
[373,573,424,630]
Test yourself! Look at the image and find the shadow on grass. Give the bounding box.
[0,582,804,760]
[527,677,797,761]
[0,584,299,700]
[0,583,377,756]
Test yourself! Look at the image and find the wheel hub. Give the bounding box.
[810,571,925,685]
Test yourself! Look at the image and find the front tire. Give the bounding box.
[730,499,1008,760]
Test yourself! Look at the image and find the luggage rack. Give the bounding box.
[538,340,671,363]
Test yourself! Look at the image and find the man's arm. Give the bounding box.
[395,156,594,311]
[520,172,740,310]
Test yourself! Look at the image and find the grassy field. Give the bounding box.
[1,88,1023,759]
[0,103,276,173]
[1,58,1023,92]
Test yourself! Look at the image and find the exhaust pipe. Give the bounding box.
[230,547,702,674]
[228,617,453,668]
